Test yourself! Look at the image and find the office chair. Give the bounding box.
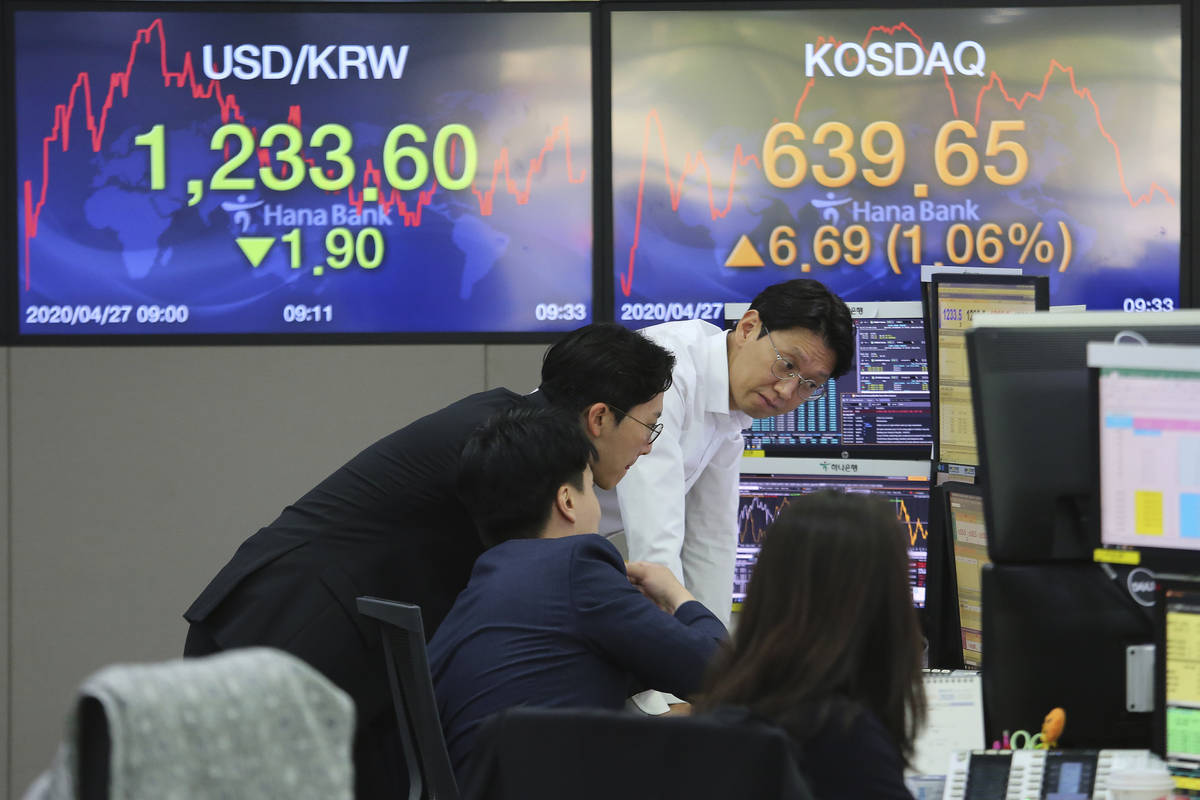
[24,647,355,800]
[77,697,111,800]
[460,706,814,800]
[356,596,459,800]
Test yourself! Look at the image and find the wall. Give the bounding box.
[2,342,545,799]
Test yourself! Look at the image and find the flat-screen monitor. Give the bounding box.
[728,301,931,458]
[1091,342,1200,571]
[1155,578,1200,777]
[610,4,1182,324]
[929,273,1048,466]
[736,457,930,611]
[981,561,1154,749]
[8,4,595,337]
[944,482,989,669]
[969,311,1200,563]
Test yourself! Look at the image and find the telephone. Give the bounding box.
[942,748,1165,800]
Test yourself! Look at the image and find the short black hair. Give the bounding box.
[749,279,855,378]
[539,323,675,422]
[458,405,598,547]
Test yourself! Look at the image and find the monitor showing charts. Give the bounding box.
[729,301,932,459]
[736,458,931,610]
[1091,343,1200,568]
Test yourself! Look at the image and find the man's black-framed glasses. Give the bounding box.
[608,405,664,444]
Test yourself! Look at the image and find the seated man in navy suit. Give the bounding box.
[183,323,676,799]
[429,405,728,785]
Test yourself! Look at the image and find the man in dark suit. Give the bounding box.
[428,405,726,786]
[182,323,675,799]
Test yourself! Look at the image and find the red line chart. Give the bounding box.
[20,17,587,289]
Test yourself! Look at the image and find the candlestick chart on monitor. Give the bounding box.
[736,466,931,609]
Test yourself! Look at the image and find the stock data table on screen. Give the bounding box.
[931,275,1047,467]
[736,458,931,610]
[733,301,932,459]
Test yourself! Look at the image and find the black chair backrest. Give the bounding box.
[78,696,112,800]
[356,596,459,800]
[461,706,814,800]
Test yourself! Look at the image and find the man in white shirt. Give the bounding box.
[599,279,855,637]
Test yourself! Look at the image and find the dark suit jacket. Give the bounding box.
[732,701,914,800]
[183,387,532,797]
[790,705,914,800]
[427,534,728,783]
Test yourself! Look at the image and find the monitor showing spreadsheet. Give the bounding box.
[1091,343,1200,567]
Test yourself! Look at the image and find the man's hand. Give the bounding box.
[625,561,696,614]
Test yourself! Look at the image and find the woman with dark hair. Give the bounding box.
[693,490,925,799]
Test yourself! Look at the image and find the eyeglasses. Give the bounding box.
[608,405,664,444]
[762,323,827,399]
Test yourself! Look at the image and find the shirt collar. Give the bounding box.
[702,328,752,426]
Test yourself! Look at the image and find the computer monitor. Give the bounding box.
[981,561,1154,749]
[736,458,931,611]
[1090,342,1200,572]
[927,274,1049,468]
[969,311,1200,562]
[1154,578,1200,779]
[943,482,989,669]
[727,302,932,459]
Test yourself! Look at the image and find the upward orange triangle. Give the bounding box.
[724,235,764,268]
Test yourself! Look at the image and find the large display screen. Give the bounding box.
[611,5,1181,327]
[10,5,594,335]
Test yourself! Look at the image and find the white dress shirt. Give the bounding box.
[598,319,752,628]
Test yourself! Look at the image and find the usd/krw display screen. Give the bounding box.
[611,5,1180,327]
[12,5,593,335]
